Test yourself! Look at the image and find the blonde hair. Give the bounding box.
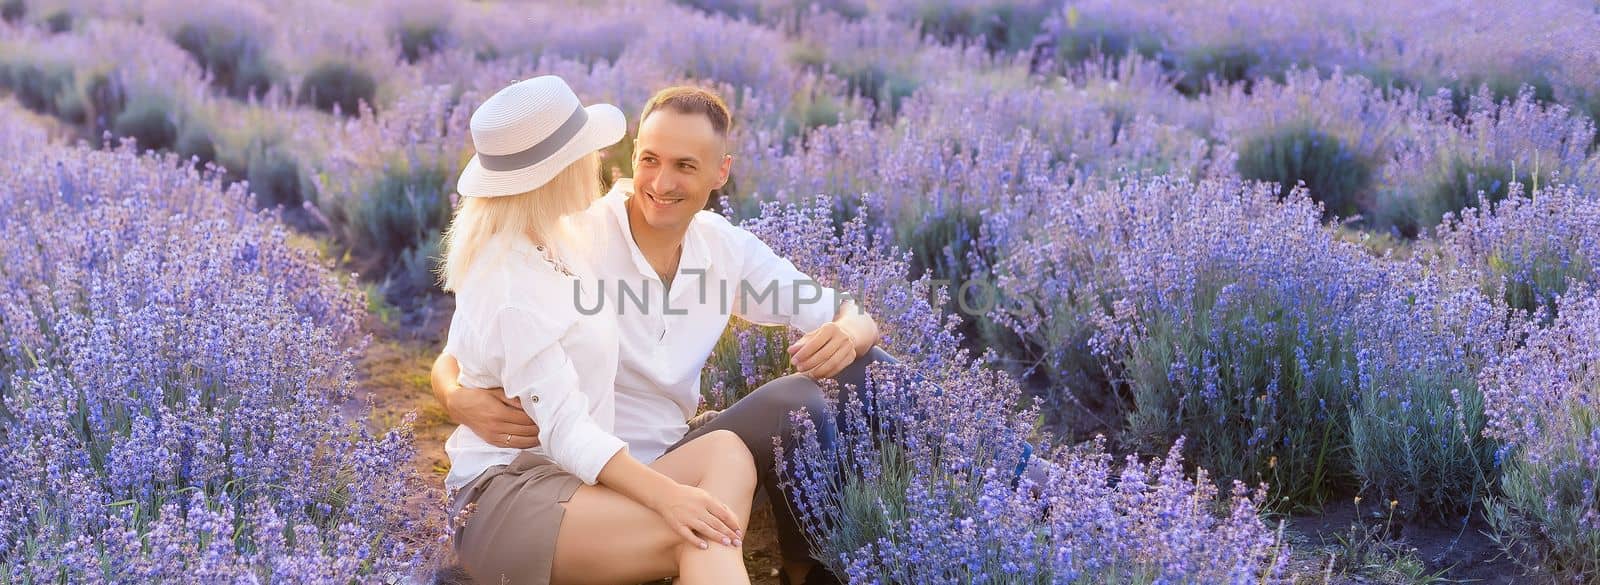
[440,152,602,291]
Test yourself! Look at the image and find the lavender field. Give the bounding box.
[2,0,1598,582]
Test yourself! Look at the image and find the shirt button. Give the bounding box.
[529,395,540,404]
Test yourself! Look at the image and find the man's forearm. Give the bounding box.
[834,300,879,357]
[431,352,462,416]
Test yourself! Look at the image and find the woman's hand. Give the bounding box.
[648,483,745,550]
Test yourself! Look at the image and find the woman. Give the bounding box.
[439,75,755,585]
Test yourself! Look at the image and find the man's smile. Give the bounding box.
[643,190,686,208]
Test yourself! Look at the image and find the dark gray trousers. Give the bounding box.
[662,347,896,563]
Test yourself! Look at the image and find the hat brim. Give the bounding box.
[456,103,626,198]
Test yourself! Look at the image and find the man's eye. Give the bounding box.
[679,163,695,171]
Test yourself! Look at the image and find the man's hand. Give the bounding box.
[787,322,859,380]
[447,385,541,449]
[433,353,540,449]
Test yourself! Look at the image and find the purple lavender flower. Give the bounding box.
[1480,287,1600,579]
[744,195,1288,582]
[0,143,438,581]
[1434,183,1600,318]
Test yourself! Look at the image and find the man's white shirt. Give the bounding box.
[579,179,840,463]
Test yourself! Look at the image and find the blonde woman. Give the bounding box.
[439,76,754,585]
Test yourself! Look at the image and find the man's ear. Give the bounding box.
[716,153,734,188]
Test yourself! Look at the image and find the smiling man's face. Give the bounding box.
[630,107,731,233]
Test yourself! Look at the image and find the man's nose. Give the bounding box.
[653,169,678,193]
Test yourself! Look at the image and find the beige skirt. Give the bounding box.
[450,450,586,585]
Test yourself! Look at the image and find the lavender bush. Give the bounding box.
[740,196,1290,582]
[1086,177,1387,508]
[1434,184,1600,319]
[0,20,210,147]
[1481,288,1600,580]
[0,144,436,582]
[1346,264,1510,520]
[14,0,1600,579]
[1206,70,1410,221]
[1036,0,1600,120]
[1377,89,1599,236]
[311,84,472,308]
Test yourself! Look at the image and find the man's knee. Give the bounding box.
[828,346,898,390]
[757,375,830,426]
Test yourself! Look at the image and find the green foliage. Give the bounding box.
[1487,402,1600,580]
[0,59,76,116]
[1446,75,1556,119]
[1236,123,1374,219]
[111,94,177,152]
[1169,45,1261,96]
[700,323,796,409]
[842,62,920,117]
[2,0,24,23]
[225,135,314,211]
[385,232,443,310]
[326,161,455,304]
[0,59,124,132]
[74,70,123,130]
[913,0,1053,53]
[175,121,217,166]
[171,22,278,99]
[298,60,377,116]
[1325,498,1453,583]
[671,0,867,26]
[903,208,983,286]
[1495,255,1597,320]
[1409,160,1543,235]
[789,43,913,120]
[396,22,447,64]
[1348,369,1495,521]
[782,88,846,140]
[42,9,69,33]
[1043,22,1161,70]
[1119,285,1357,509]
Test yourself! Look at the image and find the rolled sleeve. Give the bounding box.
[493,306,627,485]
[729,227,840,333]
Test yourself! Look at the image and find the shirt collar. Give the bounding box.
[602,179,713,283]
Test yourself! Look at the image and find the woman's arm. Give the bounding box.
[491,306,742,548]
[592,450,744,549]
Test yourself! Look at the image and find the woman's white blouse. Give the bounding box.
[442,234,626,493]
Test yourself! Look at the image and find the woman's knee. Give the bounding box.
[700,429,757,490]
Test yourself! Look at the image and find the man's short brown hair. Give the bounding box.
[640,86,732,139]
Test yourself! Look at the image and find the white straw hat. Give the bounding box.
[457,75,625,198]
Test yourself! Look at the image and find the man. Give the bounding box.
[432,86,887,584]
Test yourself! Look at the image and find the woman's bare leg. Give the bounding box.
[550,429,756,585]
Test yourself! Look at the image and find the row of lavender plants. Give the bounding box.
[0,101,438,580]
[738,197,1292,582]
[678,0,1600,127]
[4,0,1600,580]
[5,0,1598,306]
